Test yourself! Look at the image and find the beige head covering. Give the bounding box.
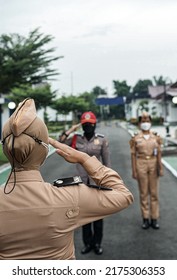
[2,98,49,171]
[141,111,149,118]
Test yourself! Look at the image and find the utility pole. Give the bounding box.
[163,83,168,122]
[71,71,74,95]
[163,83,170,137]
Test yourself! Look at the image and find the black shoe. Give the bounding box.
[142,218,150,229]
[81,244,92,254]
[94,244,103,255]
[151,219,160,229]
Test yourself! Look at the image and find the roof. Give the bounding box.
[148,85,177,99]
[167,88,177,97]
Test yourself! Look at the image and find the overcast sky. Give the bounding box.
[1,0,177,95]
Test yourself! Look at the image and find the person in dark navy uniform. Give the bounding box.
[59,111,111,255]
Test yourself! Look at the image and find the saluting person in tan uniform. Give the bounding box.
[59,111,111,255]
[129,112,163,230]
[0,99,133,260]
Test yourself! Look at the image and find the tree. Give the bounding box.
[52,89,102,123]
[51,95,91,122]
[153,75,172,86]
[138,100,149,112]
[92,86,107,97]
[52,95,90,114]
[79,91,99,114]
[113,80,131,97]
[133,79,153,97]
[0,28,63,94]
[9,83,56,123]
[111,80,131,119]
[9,83,56,110]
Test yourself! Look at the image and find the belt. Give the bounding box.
[137,155,156,160]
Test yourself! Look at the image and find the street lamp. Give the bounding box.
[172,96,177,104]
[8,101,16,116]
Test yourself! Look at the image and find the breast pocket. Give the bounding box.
[66,207,79,218]
[91,144,102,157]
[136,140,146,153]
[76,143,85,151]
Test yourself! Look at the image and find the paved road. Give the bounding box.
[41,122,177,260]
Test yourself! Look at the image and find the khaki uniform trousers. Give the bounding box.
[136,157,159,219]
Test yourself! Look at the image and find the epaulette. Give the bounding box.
[53,176,112,191]
[152,131,160,136]
[75,132,83,137]
[131,132,138,138]
[96,133,104,138]
[53,176,83,187]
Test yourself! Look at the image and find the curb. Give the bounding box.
[161,159,177,178]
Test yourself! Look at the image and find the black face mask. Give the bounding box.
[82,123,96,139]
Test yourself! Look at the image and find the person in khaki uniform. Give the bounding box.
[129,112,163,230]
[59,111,111,255]
[0,99,133,260]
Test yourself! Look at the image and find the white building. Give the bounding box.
[125,84,177,124]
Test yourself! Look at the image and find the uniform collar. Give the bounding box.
[8,170,44,183]
[83,132,96,141]
[139,131,154,138]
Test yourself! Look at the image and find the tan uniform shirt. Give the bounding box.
[129,131,163,219]
[0,156,133,260]
[129,131,162,157]
[64,133,111,184]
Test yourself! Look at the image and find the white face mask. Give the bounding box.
[140,122,151,131]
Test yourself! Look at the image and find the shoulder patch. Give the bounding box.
[75,132,83,137]
[152,131,160,137]
[151,131,162,144]
[131,132,138,138]
[129,138,135,148]
[53,176,83,187]
[96,133,104,138]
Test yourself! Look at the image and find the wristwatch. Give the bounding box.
[62,131,69,137]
